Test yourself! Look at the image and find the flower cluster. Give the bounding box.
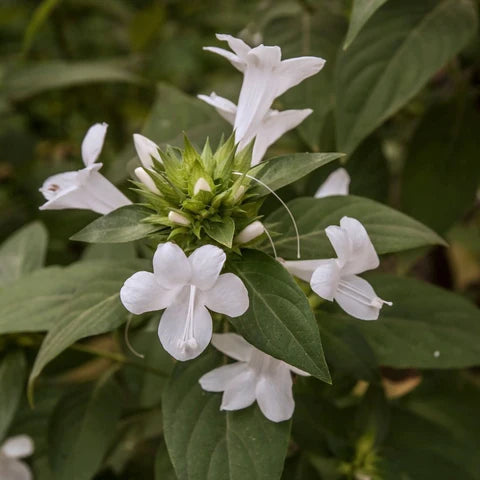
[38,34,391,424]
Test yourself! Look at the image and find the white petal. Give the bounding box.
[0,458,32,480]
[220,367,257,411]
[199,362,249,392]
[202,273,249,317]
[335,274,391,321]
[234,221,264,244]
[282,259,329,283]
[197,93,236,125]
[250,109,312,165]
[211,333,253,362]
[314,168,351,198]
[84,170,131,213]
[338,217,379,274]
[133,133,161,170]
[135,167,160,194]
[203,46,245,72]
[168,211,190,226]
[255,361,294,422]
[310,259,341,301]
[188,245,226,290]
[193,177,211,195]
[120,271,175,315]
[285,363,310,377]
[152,243,191,289]
[275,56,326,97]
[158,292,212,361]
[1,436,34,459]
[216,33,251,59]
[81,122,108,166]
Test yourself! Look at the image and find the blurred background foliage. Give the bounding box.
[2,0,480,479]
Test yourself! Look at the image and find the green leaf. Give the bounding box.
[343,0,389,49]
[249,153,344,196]
[70,205,159,243]
[328,273,480,369]
[3,59,141,101]
[204,217,235,248]
[265,196,445,260]
[48,371,123,480]
[155,441,177,480]
[226,250,330,382]
[401,101,480,233]
[163,351,291,480]
[28,259,146,395]
[0,221,48,286]
[335,0,478,153]
[0,351,27,441]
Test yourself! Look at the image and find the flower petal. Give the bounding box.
[335,274,390,321]
[197,93,236,125]
[83,170,131,213]
[285,363,310,377]
[338,217,379,274]
[211,333,253,362]
[158,294,212,361]
[220,367,257,411]
[283,259,329,283]
[314,168,351,198]
[202,273,249,317]
[199,362,250,392]
[250,108,312,165]
[0,459,32,480]
[120,271,175,315]
[310,259,341,301]
[152,242,191,288]
[216,33,251,59]
[276,56,326,97]
[81,122,108,166]
[188,245,226,290]
[133,133,162,170]
[1,435,34,459]
[203,46,245,72]
[255,361,294,422]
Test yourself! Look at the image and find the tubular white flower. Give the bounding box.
[234,221,264,244]
[135,167,161,195]
[284,217,392,320]
[168,211,190,226]
[199,92,312,165]
[203,34,324,164]
[314,168,351,198]
[39,123,131,214]
[120,243,249,361]
[133,133,162,169]
[199,333,309,422]
[0,435,34,480]
[193,177,212,195]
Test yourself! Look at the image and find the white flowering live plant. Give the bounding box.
[2,4,478,478]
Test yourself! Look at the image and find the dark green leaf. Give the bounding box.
[265,196,445,260]
[204,217,235,248]
[163,351,291,480]
[0,221,48,286]
[335,0,478,153]
[70,205,159,243]
[226,250,330,382]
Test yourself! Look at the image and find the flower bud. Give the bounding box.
[193,177,212,195]
[232,185,246,203]
[135,167,161,195]
[234,221,264,244]
[168,211,190,226]
[133,133,162,169]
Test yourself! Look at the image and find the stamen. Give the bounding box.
[233,171,301,259]
[177,286,198,351]
[337,280,391,308]
[124,314,145,359]
[263,225,278,259]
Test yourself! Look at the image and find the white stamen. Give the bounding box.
[434,350,440,358]
[263,225,278,259]
[178,286,198,351]
[233,171,301,258]
[168,211,190,226]
[337,280,391,308]
[124,314,144,359]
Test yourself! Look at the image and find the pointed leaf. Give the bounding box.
[204,218,235,248]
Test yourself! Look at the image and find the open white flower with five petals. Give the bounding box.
[39,123,131,214]
[200,333,309,423]
[284,217,392,320]
[120,243,249,361]
[198,92,312,165]
[0,435,34,480]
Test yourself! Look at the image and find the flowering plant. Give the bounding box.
[1,1,480,479]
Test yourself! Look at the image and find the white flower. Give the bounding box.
[0,435,34,480]
[120,243,249,361]
[199,333,309,422]
[314,168,351,198]
[284,217,392,320]
[39,123,131,214]
[198,92,312,165]
[133,133,162,169]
